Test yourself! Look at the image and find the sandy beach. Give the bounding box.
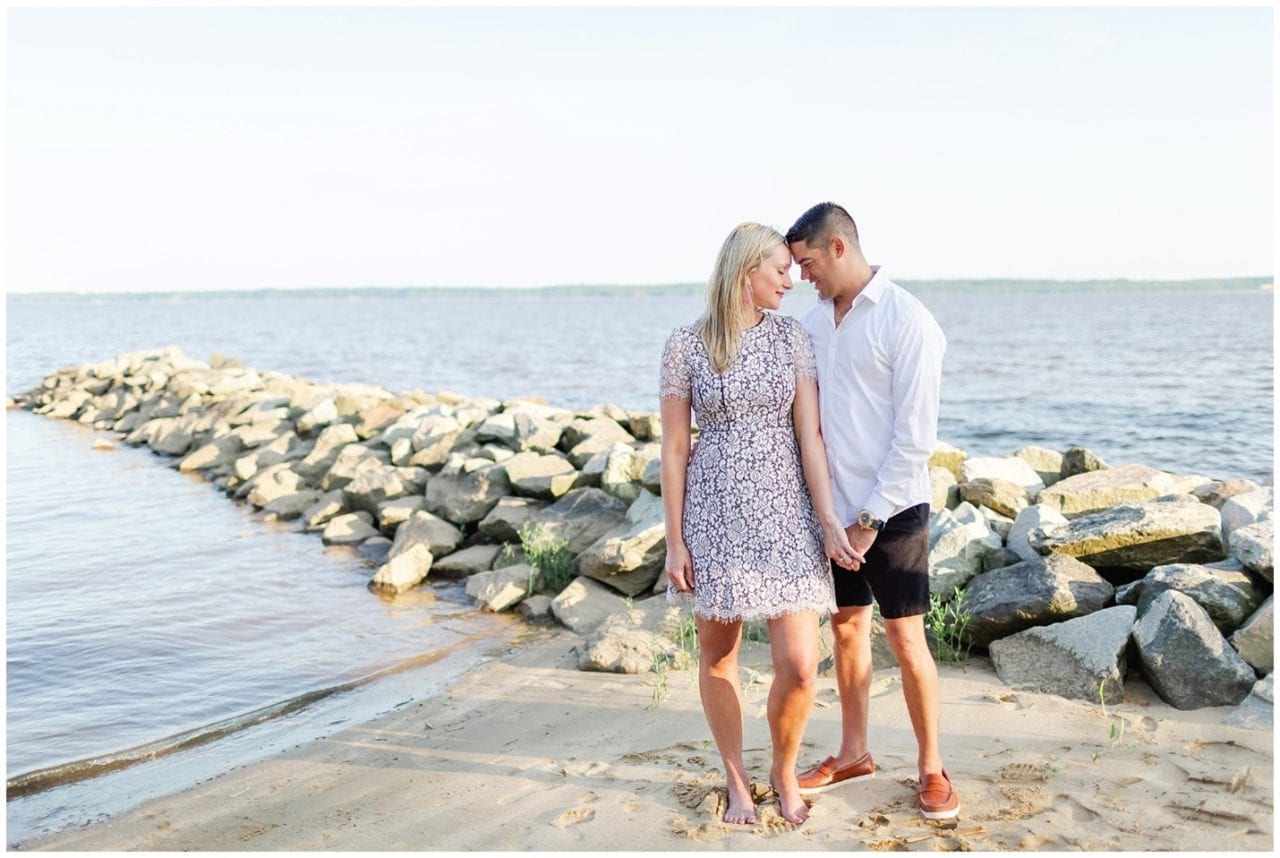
[18,627,1273,852]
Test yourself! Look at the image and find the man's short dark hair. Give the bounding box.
[785,202,860,250]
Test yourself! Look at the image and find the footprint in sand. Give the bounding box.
[1056,794,1101,822]
[997,762,1052,783]
[552,807,597,829]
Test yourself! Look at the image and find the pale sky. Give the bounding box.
[5,3,1274,293]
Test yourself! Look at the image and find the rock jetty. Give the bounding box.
[9,347,1274,727]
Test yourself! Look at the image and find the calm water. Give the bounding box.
[3,286,1274,841]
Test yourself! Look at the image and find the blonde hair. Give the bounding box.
[698,222,784,373]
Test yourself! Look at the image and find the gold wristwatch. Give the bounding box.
[856,510,886,531]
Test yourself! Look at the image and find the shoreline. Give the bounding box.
[16,631,1273,851]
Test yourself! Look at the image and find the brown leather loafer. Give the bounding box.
[919,769,960,819]
[795,752,877,794]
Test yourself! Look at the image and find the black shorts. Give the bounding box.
[831,503,931,619]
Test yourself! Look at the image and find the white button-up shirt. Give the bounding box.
[800,267,947,527]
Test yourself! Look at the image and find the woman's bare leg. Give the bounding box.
[697,615,755,825]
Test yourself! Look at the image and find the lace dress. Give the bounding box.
[660,312,836,623]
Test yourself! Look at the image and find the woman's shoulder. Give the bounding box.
[665,322,701,345]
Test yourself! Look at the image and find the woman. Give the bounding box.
[659,221,858,826]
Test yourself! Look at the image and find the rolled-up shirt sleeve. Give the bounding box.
[863,309,947,522]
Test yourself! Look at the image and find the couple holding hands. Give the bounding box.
[659,202,958,826]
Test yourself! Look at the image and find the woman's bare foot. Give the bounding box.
[723,778,758,825]
[770,767,810,825]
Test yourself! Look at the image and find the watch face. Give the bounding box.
[858,511,873,527]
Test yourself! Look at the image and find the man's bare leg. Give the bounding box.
[765,611,819,824]
[883,614,944,779]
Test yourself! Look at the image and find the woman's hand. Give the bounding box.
[665,541,695,593]
[822,517,864,571]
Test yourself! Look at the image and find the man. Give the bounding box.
[786,202,958,820]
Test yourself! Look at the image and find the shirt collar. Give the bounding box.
[858,266,887,304]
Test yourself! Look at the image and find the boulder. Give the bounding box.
[550,576,631,635]
[1229,520,1274,581]
[478,497,549,543]
[928,441,966,481]
[353,401,405,440]
[1230,597,1273,674]
[579,599,688,674]
[1193,479,1261,510]
[430,544,504,579]
[1131,590,1257,710]
[928,503,1002,597]
[1037,464,1194,518]
[369,544,433,594]
[1007,504,1068,562]
[357,536,393,566]
[262,490,323,521]
[322,511,381,546]
[1060,446,1109,478]
[343,465,411,514]
[320,444,389,492]
[627,412,662,442]
[178,436,244,473]
[231,430,312,482]
[1220,488,1272,539]
[1222,675,1274,731]
[977,506,1015,540]
[1013,445,1065,488]
[408,415,465,469]
[376,496,426,531]
[965,554,1114,647]
[641,457,663,495]
[959,478,1028,519]
[295,423,360,479]
[565,419,637,468]
[1133,563,1264,634]
[295,397,338,434]
[518,595,554,621]
[303,489,347,530]
[989,605,1137,704]
[424,455,511,524]
[501,451,582,500]
[246,464,306,508]
[577,490,667,596]
[601,443,660,504]
[959,456,1044,498]
[388,510,464,561]
[466,563,539,612]
[930,467,958,512]
[1029,497,1225,572]
[473,411,564,453]
[532,488,630,556]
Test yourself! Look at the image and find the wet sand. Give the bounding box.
[19,630,1273,851]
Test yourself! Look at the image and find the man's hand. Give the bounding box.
[845,524,879,568]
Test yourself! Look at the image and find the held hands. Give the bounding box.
[840,524,879,571]
[823,518,864,571]
[665,541,695,593]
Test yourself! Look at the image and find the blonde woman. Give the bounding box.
[659,222,858,826]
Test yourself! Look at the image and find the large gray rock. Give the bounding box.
[296,397,338,434]
[1229,520,1274,581]
[1220,488,1273,539]
[1133,563,1264,634]
[424,455,511,524]
[478,496,549,543]
[576,490,666,596]
[295,422,360,478]
[178,435,244,473]
[989,606,1137,704]
[965,554,1114,647]
[408,415,465,469]
[1060,446,1109,478]
[579,599,687,674]
[958,477,1028,519]
[959,456,1044,498]
[930,466,959,513]
[474,410,564,453]
[320,443,389,492]
[532,488,630,556]
[376,496,426,531]
[322,511,381,546]
[1007,504,1069,562]
[369,544,433,595]
[430,544,504,580]
[928,503,1003,597]
[1230,596,1273,674]
[501,451,582,500]
[641,457,663,495]
[1037,464,1193,518]
[1131,590,1257,710]
[599,443,661,505]
[1030,497,1225,571]
[231,430,312,481]
[466,563,539,612]
[550,576,631,635]
[1013,446,1065,488]
[388,510,464,561]
[302,489,346,530]
[246,464,306,508]
[1222,675,1274,730]
[342,465,411,514]
[262,490,323,521]
[564,418,637,468]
